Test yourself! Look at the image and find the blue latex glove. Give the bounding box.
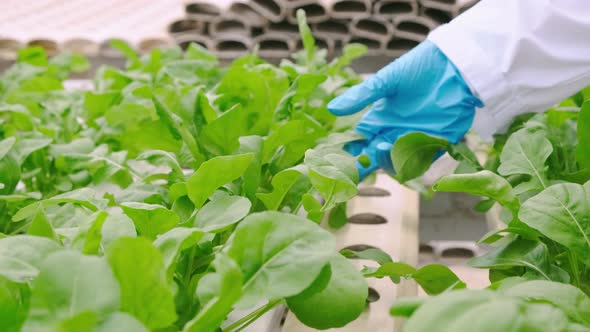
[328,40,483,180]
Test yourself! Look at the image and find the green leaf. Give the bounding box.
[287,255,368,329]
[305,149,358,209]
[194,196,251,232]
[96,312,148,332]
[390,297,425,318]
[107,237,177,330]
[0,153,20,195]
[83,91,121,123]
[497,129,552,193]
[0,136,16,159]
[26,208,57,240]
[519,183,590,265]
[183,254,243,332]
[17,46,47,66]
[392,132,449,183]
[363,262,416,281]
[226,211,336,308]
[328,201,347,229]
[187,153,254,208]
[11,137,53,165]
[71,211,109,255]
[469,238,560,281]
[340,247,393,265]
[399,289,573,332]
[0,276,29,332]
[500,280,590,325]
[365,263,464,295]
[433,171,520,213]
[256,165,310,211]
[22,250,119,330]
[577,101,590,169]
[0,235,61,282]
[120,202,179,240]
[153,227,203,279]
[109,39,140,69]
[199,104,248,155]
[100,211,137,250]
[448,143,483,170]
[296,9,316,65]
[13,188,108,221]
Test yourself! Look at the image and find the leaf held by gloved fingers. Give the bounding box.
[391,132,449,183]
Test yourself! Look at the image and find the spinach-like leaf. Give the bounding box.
[106,237,177,329]
[519,183,590,265]
[187,153,254,208]
[226,211,336,309]
[287,254,368,329]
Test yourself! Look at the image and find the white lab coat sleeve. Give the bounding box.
[427,0,590,139]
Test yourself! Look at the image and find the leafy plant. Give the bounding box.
[389,85,590,330]
[0,11,398,332]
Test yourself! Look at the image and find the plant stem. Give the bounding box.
[223,299,282,332]
[567,250,581,288]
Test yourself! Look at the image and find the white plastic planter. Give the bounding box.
[280,172,420,332]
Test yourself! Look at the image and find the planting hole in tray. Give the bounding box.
[186,2,221,16]
[217,40,249,52]
[378,1,415,15]
[419,243,434,254]
[294,3,325,18]
[426,0,456,4]
[422,8,452,25]
[354,18,389,36]
[387,38,420,51]
[348,213,387,225]
[367,287,380,303]
[332,0,368,14]
[349,37,381,51]
[315,20,349,35]
[342,244,378,252]
[252,0,282,17]
[214,19,247,35]
[259,39,290,51]
[358,187,391,197]
[268,21,299,34]
[169,19,202,34]
[441,247,475,258]
[397,21,431,36]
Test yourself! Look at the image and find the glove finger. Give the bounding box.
[375,141,394,175]
[343,140,367,156]
[328,71,394,116]
[355,138,395,181]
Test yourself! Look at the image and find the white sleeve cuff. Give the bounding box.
[428,24,524,140]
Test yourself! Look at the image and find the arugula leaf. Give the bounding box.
[22,250,120,330]
[187,153,254,208]
[0,235,61,282]
[497,129,552,194]
[193,196,251,232]
[183,254,243,332]
[120,202,179,240]
[433,171,520,213]
[106,237,177,330]
[391,132,449,183]
[226,211,336,308]
[287,255,368,329]
[519,183,590,265]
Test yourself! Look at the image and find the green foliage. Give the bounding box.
[0,12,380,332]
[391,87,590,330]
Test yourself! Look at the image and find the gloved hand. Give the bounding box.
[328,40,483,180]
